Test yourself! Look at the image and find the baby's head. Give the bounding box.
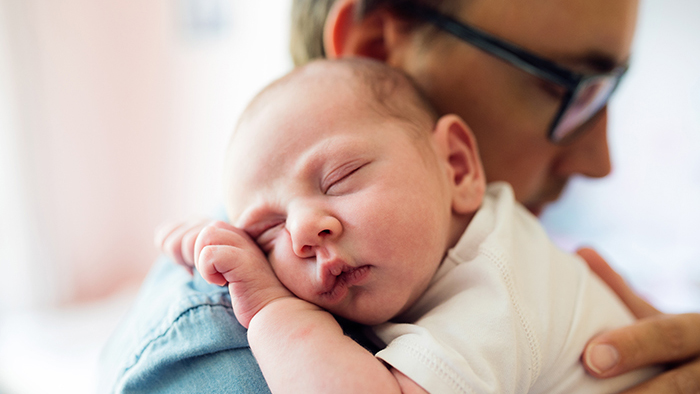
[224,58,485,324]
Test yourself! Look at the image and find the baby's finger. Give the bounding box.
[197,244,231,286]
[193,222,255,270]
[156,218,210,269]
[154,220,185,250]
[157,221,189,266]
[181,222,212,268]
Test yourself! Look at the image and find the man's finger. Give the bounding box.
[584,314,700,378]
[618,356,700,394]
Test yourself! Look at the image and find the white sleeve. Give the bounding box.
[374,252,536,394]
[374,185,659,394]
[375,325,479,394]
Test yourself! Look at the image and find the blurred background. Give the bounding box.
[0,0,697,392]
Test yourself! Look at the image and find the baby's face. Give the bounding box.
[225,85,454,325]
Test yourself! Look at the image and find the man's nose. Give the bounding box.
[555,107,612,179]
[286,204,342,258]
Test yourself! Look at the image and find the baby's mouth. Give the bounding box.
[319,265,371,301]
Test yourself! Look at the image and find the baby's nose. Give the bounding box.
[287,206,342,258]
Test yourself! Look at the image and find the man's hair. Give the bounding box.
[290,0,458,67]
[289,0,336,67]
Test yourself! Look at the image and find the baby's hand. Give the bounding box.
[194,221,293,328]
[154,217,213,273]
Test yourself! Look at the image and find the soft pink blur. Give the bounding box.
[1,0,291,305]
[28,2,177,301]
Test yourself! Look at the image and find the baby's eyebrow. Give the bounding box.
[292,135,366,177]
[293,143,333,180]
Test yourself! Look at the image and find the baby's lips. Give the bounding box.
[317,258,353,293]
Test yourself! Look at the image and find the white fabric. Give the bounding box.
[374,183,658,394]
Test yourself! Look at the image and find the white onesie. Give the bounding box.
[374,183,658,394]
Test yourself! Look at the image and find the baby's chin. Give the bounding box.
[331,305,401,327]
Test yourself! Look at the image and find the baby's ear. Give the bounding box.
[433,115,486,214]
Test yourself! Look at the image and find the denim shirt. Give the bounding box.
[98,256,270,393]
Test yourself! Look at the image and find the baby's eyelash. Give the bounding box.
[328,166,361,191]
[323,162,367,194]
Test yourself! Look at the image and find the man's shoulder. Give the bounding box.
[98,257,265,393]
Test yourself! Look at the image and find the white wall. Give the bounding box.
[0,1,55,310]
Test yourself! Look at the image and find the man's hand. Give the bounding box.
[578,247,700,393]
[194,221,294,328]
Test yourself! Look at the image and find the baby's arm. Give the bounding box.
[194,221,426,394]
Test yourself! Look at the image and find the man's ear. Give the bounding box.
[433,115,486,214]
[323,0,405,61]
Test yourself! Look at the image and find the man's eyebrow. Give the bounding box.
[560,50,628,73]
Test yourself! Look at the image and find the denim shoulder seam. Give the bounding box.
[119,302,236,380]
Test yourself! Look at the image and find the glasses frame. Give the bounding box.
[399,3,629,144]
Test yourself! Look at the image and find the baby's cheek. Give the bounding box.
[268,246,313,301]
[382,198,439,240]
[270,259,302,297]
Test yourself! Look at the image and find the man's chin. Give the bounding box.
[525,204,545,217]
[523,179,568,218]
[524,185,565,218]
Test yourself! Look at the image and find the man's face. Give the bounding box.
[390,0,639,215]
[225,79,454,325]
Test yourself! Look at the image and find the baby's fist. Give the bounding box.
[194,221,292,327]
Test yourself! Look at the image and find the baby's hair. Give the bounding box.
[349,58,439,135]
[237,58,438,140]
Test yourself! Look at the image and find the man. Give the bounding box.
[302,1,699,392]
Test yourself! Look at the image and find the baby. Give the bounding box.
[194,58,657,393]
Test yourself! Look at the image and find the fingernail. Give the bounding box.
[586,344,619,374]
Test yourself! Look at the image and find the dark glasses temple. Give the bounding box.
[398,2,581,88]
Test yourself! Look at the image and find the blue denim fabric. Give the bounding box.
[98,256,270,393]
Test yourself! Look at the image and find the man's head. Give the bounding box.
[291,0,639,215]
[290,0,456,66]
[224,59,485,324]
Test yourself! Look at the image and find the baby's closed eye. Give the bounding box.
[323,161,369,196]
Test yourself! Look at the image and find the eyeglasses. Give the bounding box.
[399,3,629,144]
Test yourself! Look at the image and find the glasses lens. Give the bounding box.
[550,74,620,143]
